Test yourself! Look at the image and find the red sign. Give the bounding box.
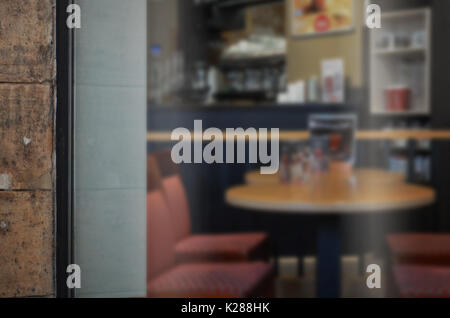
[314,14,331,32]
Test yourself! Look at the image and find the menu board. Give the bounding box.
[290,0,354,37]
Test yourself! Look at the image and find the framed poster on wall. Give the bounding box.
[290,0,354,37]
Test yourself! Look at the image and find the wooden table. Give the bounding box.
[245,168,406,187]
[226,169,435,297]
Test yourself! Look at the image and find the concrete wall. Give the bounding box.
[0,0,56,297]
[74,0,147,298]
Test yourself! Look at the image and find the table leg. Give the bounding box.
[358,253,366,275]
[297,255,304,277]
[317,216,341,298]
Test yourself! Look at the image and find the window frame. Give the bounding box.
[56,0,75,298]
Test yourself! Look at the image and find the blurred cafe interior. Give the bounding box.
[73,0,450,298]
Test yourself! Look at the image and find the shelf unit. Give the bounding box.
[216,55,286,102]
[374,47,425,57]
[369,8,431,116]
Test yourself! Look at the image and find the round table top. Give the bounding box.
[245,168,406,186]
[227,169,435,214]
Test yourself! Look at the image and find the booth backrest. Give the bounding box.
[147,156,177,281]
[154,150,192,241]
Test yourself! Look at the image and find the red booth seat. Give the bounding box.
[148,262,274,298]
[174,233,269,264]
[393,265,450,298]
[146,157,275,298]
[387,233,450,266]
[154,151,270,264]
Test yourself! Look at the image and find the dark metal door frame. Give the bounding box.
[56,0,74,298]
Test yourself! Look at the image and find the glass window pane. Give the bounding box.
[73,0,147,298]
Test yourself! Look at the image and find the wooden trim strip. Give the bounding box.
[147,130,450,142]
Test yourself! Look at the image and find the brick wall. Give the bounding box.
[0,0,55,297]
